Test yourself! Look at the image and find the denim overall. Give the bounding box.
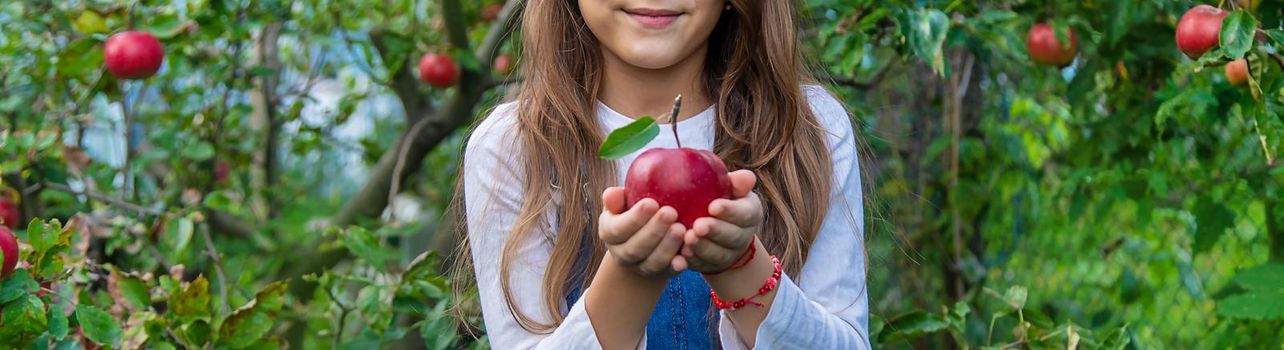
[567,255,719,349]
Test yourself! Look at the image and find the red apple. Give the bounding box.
[1176,5,1228,59]
[1027,24,1078,67]
[481,4,504,22]
[0,195,18,229]
[1,226,18,277]
[104,31,165,80]
[214,160,232,183]
[625,148,732,229]
[418,53,460,88]
[1225,59,1250,86]
[493,55,514,74]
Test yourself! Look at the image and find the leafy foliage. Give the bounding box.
[1,0,1282,348]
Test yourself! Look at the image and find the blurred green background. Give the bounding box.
[1,0,1282,349]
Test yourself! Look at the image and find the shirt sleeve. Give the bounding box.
[716,86,871,349]
[463,103,617,349]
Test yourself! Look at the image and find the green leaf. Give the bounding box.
[1002,286,1028,310]
[420,302,459,350]
[72,10,109,34]
[216,281,287,349]
[1219,11,1257,59]
[171,275,211,324]
[166,216,195,254]
[181,141,216,161]
[1216,291,1284,319]
[76,305,122,347]
[598,116,659,160]
[1231,263,1284,291]
[1266,29,1284,47]
[204,191,243,215]
[877,311,949,344]
[904,9,950,76]
[947,301,970,330]
[1192,200,1234,253]
[339,227,393,267]
[0,269,39,303]
[111,268,152,310]
[56,38,104,82]
[121,311,157,349]
[358,285,393,334]
[143,13,188,39]
[48,303,69,340]
[0,294,48,347]
[184,320,212,347]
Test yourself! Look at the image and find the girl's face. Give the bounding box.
[578,0,727,70]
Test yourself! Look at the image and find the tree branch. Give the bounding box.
[42,182,161,216]
[823,62,896,90]
[284,0,526,298]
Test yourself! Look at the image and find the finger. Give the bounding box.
[670,255,688,272]
[601,187,627,215]
[689,235,738,267]
[638,223,685,275]
[599,198,658,245]
[727,170,757,198]
[614,206,678,264]
[691,217,753,250]
[708,192,763,227]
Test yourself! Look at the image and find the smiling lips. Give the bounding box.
[624,8,682,28]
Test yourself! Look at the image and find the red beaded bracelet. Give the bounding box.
[710,255,782,310]
[705,240,757,275]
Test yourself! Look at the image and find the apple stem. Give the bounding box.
[669,94,683,148]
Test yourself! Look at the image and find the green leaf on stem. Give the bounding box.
[1219,11,1257,59]
[216,281,287,349]
[1230,263,1284,291]
[1216,291,1284,319]
[598,116,659,160]
[76,304,122,347]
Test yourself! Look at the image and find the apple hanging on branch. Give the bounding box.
[599,95,732,228]
[104,30,165,80]
[419,53,461,88]
[1224,59,1251,86]
[1,226,18,277]
[0,189,19,230]
[1026,23,1078,67]
[1175,5,1228,59]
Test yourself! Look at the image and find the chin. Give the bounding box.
[609,41,687,70]
[618,53,683,70]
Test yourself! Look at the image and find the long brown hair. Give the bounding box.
[455,0,835,332]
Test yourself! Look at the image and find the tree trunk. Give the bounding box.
[250,23,282,220]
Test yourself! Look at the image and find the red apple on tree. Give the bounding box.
[419,53,461,88]
[1176,5,1228,59]
[481,3,504,22]
[1027,23,1078,67]
[601,95,732,228]
[1,226,18,277]
[214,160,232,183]
[104,31,165,80]
[0,191,19,229]
[494,54,514,74]
[1225,59,1250,86]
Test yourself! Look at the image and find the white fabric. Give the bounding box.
[463,85,870,349]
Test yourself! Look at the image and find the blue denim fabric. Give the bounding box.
[567,270,717,349]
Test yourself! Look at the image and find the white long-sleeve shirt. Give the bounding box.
[463,85,870,349]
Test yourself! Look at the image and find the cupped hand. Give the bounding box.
[599,187,690,277]
[681,170,762,273]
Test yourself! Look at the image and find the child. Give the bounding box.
[461,1,868,348]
